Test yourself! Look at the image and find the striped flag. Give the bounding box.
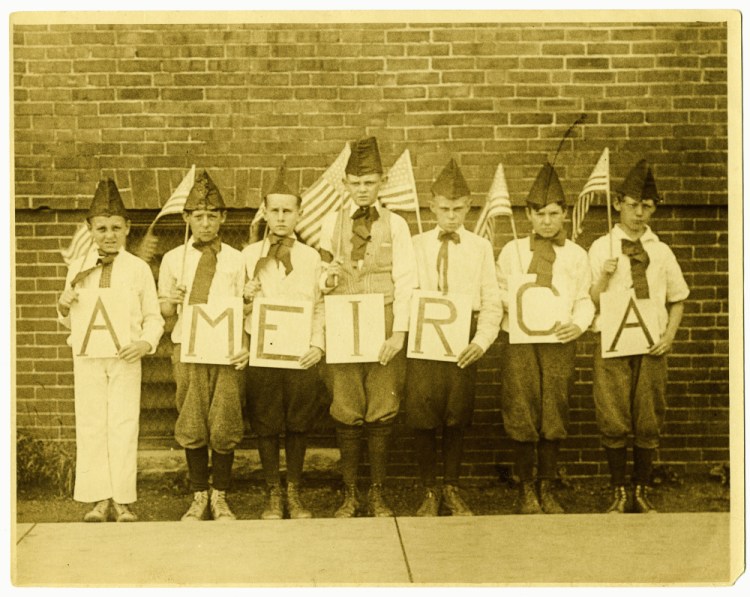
[295,144,351,248]
[60,224,93,266]
[378,149,419,212]
[474,163,513,241]
[153,164,196,222]
[572,148,609,242]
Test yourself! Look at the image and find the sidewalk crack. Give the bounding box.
[393,517,414,584]
[16,523,37,545]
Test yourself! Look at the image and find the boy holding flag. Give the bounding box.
[158,170,248,522]
[57,178,164,522]
[495,162,595,514]
[588,160,689,514]
[242,165,325,520]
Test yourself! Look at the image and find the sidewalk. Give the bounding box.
[13,512,732,586]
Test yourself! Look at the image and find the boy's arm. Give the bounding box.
[570,248,596,333]
[57,259,81,327]
[588,239,618,308]
[157,251,184,318]
[309,255,326,352]
[648,300,684,356]
[137,263,166,355]
[470,239,502,352]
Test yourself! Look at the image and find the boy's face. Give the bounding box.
[264,194,301,238]
[183,208,226,243]
[344,173,385,207]
[525,202,565,238]
[87,215,130,254]
[430,194,470,233]
[614,194,656,237]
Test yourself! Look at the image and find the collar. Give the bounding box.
[348,201,381,218]
[530,229,566,248]
[434,225,466,240]
[612,224,659,245]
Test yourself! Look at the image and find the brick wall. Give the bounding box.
[13,21,730,478]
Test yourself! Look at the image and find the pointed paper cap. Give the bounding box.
[265,160,299,200]
[184,169,225,211]
[431,158,471,200]
[617,159,660,202]
[527,162,566,208]
[87,178,127,220]
[345,137,383,176]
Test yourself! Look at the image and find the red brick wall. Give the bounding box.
[13,21,729,478]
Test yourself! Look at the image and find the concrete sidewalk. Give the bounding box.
[13,513,732,586]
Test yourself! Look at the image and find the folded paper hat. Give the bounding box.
[345,136,383,176]
[432,158,471,200]
[184,169,226,211]
[618,159,660,202]
[527,162,566,208]
[265,161,299,199]
[87,178,127,219]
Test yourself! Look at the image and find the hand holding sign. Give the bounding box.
[379,332,405,366]
[457,342,484,369]
[58,287,79,316]
[299,346,324,369]
[119,340,152,363]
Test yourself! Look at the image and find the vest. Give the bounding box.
[329,206,395,304]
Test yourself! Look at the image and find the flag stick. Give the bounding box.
[508,209,523,273]
[606,185,613,258]
[179,222,190,286]
[414,201,424,235]
[71,241,95,289]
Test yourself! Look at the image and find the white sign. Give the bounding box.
[407,291,472,362]
[249,298,312,370]
[508,274,566,344]
[600,291,661,358]
[70,289,131,358]
[325,294,385,364]
[181,297,243,365]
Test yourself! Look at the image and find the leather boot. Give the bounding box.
[261,484,284,520]
[518,481,542,514]
[606,485,629,514]
[287,483,313,519]
[442,484,473,516]
[416,488,440,517]
[335,484,359,518]
[633,484,657,514]
[367,483,394,517]
[538,479,564,514]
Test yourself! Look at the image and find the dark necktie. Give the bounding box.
[436,230,460,293]
[71,251,117,288]
[189,237,221,305]
[528,230,566,288]
[351,205,379,262]
[621,238,651,299]
[265,234,295,276]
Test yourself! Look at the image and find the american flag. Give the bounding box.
[60,223,93,266]
[295,144,351,248]
[153,164,196,222]
[572,147,609,242]
[474,163,513,242]
[378,149,419,212]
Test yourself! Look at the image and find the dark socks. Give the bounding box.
[442,426,465,486]
[537,438,560,480]
[605,446,628,487]
[413,428,438,488]
[211,450,234,491]
[514,441,536,483]
[185,446,210,492]
[336,425,363,486]
[367,424,392,486]
[284,432,308,486]
[633,446,655,486]
[257,435,281,487]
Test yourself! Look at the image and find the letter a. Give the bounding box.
[607,296,655,353]
[78,296,122,356]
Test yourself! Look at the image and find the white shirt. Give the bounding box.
[412,225,502,352]
[58,247,164,353]
[158,237,245,344]
[319,201,418,332]
[496,236,595,334]
[588,224,690,334]
[242,237,325,350]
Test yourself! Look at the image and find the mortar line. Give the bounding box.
[393,517,414,584]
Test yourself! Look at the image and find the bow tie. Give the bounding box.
[530,230,566,249]
[438,230,461,244]
[267,234,295,275]
[96,251,117,266]
[621,238,648,261]
[352,205,379,222]
[192,236,222,254]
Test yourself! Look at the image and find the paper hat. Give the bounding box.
[617,159,660,202]
[184,169,226,211]
[527,162,566,208]
[431,158,471,200]
[265,161,299,199]
[87,178,127,220]
[345,137,383,176]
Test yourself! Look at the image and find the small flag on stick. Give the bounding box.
[378,149,419,212]
[474,163,513,242]
[153,165,196,222]
[572,147,610,242]
[60,224,93,266]
[295,144,351,248]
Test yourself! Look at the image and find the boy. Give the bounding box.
[158,170,249,522]
[57,178,164,522]
[319,137,418,517]
[588,159,689,514]
[242,165,325,520]
[496,162,595,514]
[407,159,502,516]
